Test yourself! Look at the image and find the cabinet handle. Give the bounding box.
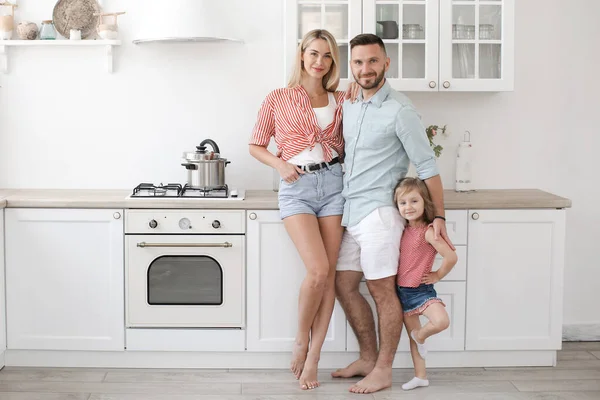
[429,81,436,88]
[471,212,479,220]
[137,242,233,248]
[113,212,121,220]
[249,212,257,220]
[443,81,450,89]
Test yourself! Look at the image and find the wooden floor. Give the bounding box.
[0,342,599,399]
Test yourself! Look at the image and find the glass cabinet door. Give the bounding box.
[439,0,514,91]
[363,0,439,91]
[285,0,362,89]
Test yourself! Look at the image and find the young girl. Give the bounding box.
[394,177,458,391]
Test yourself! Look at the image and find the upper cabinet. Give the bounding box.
[285,0,363,89]
[286,0,514,92]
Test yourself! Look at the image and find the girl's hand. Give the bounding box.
[344,82,361,103]
[277,161,304,184]
[421,271,441,285]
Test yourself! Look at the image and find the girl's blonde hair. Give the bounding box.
[393,177,436,224]
[287,29,341,92]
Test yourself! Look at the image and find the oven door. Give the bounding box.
[126,235,244,328]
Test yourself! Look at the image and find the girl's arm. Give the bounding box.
[422,226,458,284]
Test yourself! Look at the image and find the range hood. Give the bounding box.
[132,0,244,44]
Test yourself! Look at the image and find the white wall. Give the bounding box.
[0,1,598,328]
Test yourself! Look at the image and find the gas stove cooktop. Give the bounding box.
[129,183,244,200]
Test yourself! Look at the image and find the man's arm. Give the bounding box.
[424,175,455,250]
[394,105,455,249]
[424,175,445,218]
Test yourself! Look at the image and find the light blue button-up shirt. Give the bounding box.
[341,80,439,227]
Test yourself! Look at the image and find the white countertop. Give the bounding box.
[0,189,571,209]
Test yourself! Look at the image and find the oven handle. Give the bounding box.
[136,242,233,248]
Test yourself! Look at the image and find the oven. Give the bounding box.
[125,210,245,328]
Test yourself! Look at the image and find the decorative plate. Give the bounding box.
[52,0,101,39]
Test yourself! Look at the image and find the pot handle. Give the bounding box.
[181,163,198,170]
[199,139,220,155]
[226,161,231,165]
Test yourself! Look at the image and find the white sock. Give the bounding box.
[411,330,428,359]
[402,376,429,390]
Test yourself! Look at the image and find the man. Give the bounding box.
[331,34,454,394]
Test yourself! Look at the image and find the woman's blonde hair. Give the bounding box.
[287,29,341,92]
[393,177,436,224]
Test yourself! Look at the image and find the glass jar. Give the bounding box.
[452,24,467,40]
[39,20,56,40]
[466,25,475,40]
[479,24,494,40]
[404,24,423,40]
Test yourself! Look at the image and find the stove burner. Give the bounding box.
[132,183,182,198]
[181,184,229,198]
[130,183,230,198]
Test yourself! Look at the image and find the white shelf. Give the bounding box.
[0,40,121,73]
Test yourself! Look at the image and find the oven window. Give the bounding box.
[147,256,223,305]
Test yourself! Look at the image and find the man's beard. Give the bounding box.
[354,68,385,90]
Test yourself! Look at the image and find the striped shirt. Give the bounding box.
[397,224,438,287]
[250,86,345,162]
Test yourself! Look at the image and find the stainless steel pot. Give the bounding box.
[181,139,230,189]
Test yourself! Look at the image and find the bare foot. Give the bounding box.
[349,366,392,394]
[299,353,320,390]
[331,358,375,378]
[290,341,308,379]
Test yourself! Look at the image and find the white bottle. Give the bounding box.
[455,131,473,192]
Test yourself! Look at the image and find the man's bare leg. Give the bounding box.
[331,270,378,378]
[350,276,402,394]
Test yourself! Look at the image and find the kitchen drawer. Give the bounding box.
[432,245,466,281]
[445,210,468,245]
[125,210,245,234]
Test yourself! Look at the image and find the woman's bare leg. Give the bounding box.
[298,215,344,389]
[283,214,331,389]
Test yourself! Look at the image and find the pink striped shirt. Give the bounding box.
[250,86,345,162]
[397,224,438,287]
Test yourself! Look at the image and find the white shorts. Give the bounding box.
[336,206,405,280]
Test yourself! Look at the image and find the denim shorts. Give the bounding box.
[278,163,344,220]
[396,284,445,316]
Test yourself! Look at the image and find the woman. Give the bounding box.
[249,29,346,390]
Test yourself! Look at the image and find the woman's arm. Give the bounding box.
[422,226,458,284]
[249,145,304,184]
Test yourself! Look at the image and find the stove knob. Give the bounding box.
[212,220,221,229]
[149,219,158,229]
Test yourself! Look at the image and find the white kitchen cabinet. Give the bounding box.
[346,214,467,352]
[5,208,125,351]
[0,210,6,367]
[285,0,362,89]
[246,210,347,352]
[286,0,514,91]
[347,280,466,353]
[465,209,566,351]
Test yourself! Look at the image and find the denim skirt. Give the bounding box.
[396,283,445,316]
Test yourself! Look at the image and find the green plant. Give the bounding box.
[426,124,447,158]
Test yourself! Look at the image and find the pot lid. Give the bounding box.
[183,139,226,162]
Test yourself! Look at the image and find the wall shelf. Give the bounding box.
[0,40,121,73]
